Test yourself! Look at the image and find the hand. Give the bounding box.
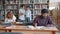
[33,23,37,27]
[47,24,54,27]
[13,22,16,25]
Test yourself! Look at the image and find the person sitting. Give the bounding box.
[33,9,54,27]
[4,12,16,23]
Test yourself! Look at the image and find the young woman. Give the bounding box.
[25,6,31,22]
[5,12,16,23]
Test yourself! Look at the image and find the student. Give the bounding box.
[33,9,54,26]
[5,12,16,23]
[19,5,25,22]
[25,6,31,22]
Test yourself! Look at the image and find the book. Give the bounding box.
[23,0,32,4]
[34,0,42,3]
[13,5,18,9]
[29,0,33,3]
[7,5,13,9]
[0,16,4,20]
[41,5,47,9]
[19,0,23,4]
[34,10,41,15]
[34,4,41,9]
[28,25,45,29]
[42,0,48,3]
[34,0,38,3]
[0,10,4,15]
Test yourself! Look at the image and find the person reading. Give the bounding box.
[33,9,54,27]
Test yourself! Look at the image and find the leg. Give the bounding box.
[9,30,11,32]
[5,30,7,32]
[52,31,56,34]
[26,17,30,22]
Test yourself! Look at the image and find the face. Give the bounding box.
[7,13,13,18]
[23,6,25,9]
[41,13,48,17]
[25,7,30,11]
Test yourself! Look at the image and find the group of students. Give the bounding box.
[5,5,31,23]
[4,5,54,26]
[19,5,31,22]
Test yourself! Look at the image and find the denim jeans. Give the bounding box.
[26,17,30,22]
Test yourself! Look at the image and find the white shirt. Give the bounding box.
[19,8,25,20]
[5,15,16,23]
[25,10,31,20]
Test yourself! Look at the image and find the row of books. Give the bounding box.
[5,10,18,15]
[0,0,5,20]
[20,0,33,4]
[34,10,41,15]
[34,0,48,3]
[34,5,48,9]
[0,16,4,20]
[19,0,48,3]
[0,10,5,20]
[0,10,5,15]
[5,4,47,10]
[5,0,48,4]
[0,5,5,10]
[6,5,18,10]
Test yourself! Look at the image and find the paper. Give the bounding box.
[28,25,45,29]
[6,25,15,29]
[35,26,44,29]
[27,25,35,29]
[16,22,23,24]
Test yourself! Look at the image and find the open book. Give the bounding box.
[27,25,44,29]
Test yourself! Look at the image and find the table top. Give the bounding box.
[0,25,58,31]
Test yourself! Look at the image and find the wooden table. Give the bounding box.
[0,25,58,34]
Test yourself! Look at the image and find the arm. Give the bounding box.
[19,9,24,16]
[5,18,8,22]
[13,15,16,22]
[47,16,54,27]
[33,16,38,27]
[29,10,31,20]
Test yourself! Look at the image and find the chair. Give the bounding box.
[1,32,23,34]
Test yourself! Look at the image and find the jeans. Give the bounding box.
[26,17,30,22]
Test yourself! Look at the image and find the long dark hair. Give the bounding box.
[6,12,13,19]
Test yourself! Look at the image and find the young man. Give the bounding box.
[33,9,54,26]
[19,5,25,23]
[25,6,31,22]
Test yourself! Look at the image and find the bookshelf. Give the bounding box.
[33,0,49,17]
[0,0,5,21]
[0,0,49,21]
